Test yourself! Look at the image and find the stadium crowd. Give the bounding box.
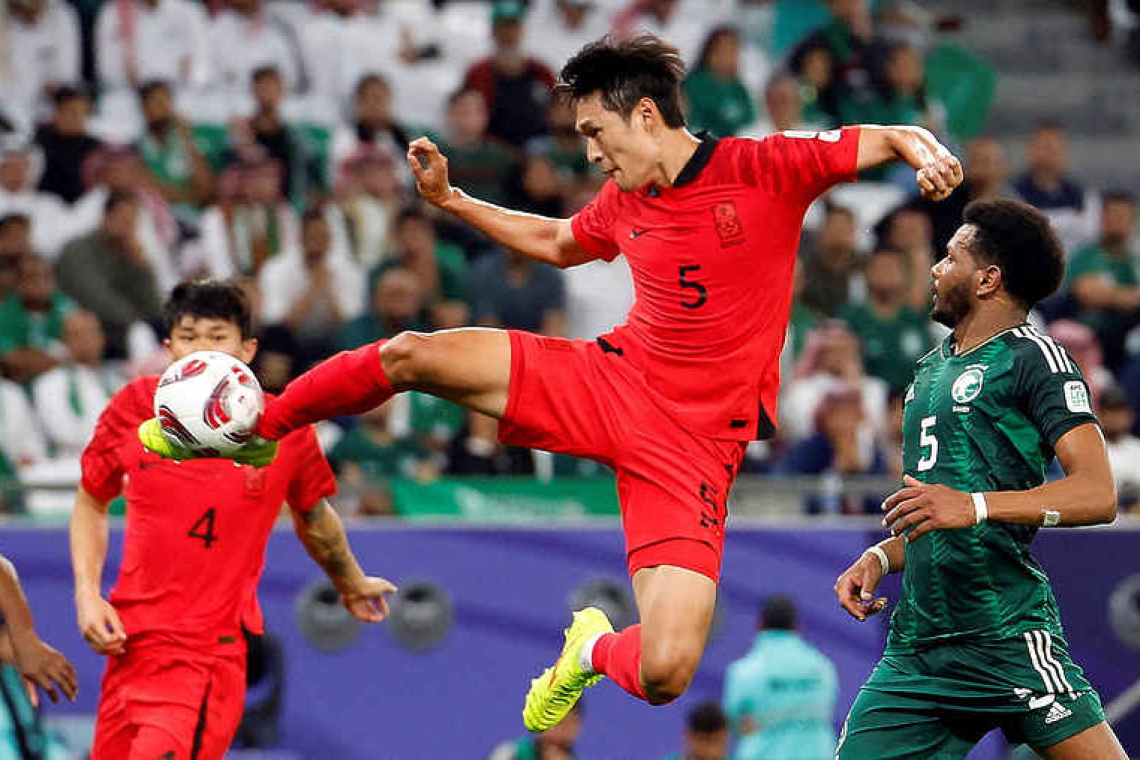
[2,0,1139,518]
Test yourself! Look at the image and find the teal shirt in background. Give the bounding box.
[723,630,838,760]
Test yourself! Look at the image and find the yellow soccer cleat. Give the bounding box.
[138,419,280,468]
[522,607,613,733]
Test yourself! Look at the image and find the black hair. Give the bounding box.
[693,25,741,73]
[251,65,281,85]
[355,73,389,99]
[0,213,30,232]
[557,34,687,128]
[52,84,87,107]
[759,594,797,631]
[446,87,483,108]
[961,198,1065,311]
[137,79,170,102]
[103,189,138,215]
[1102,189,1136,208]
[1032,119,1064,135]
[301,206,327,228]
[394,203,431,230]
[686,701,728,734]
[161,279,254,339]
[825,203,856,222]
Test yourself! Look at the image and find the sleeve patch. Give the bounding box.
[1064,380,1091,413]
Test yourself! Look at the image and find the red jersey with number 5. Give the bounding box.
[571,127,860,440]
[80,376,335,650]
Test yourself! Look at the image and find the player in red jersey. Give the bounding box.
[141,34,962,729]
[72,280,396,759]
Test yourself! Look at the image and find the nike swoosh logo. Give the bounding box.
[629,229,650,239]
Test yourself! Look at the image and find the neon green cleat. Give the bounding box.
[522,607,613,733]
[137,419,279,468]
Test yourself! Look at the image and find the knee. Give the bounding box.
[639,644,700,706]
[380,331,432,387]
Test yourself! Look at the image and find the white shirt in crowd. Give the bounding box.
[779,374,889,444]
[1107,434,1140,504]
[0,0,80,127]
[0,379,47,467]
[0,176,72,257]
[95,0,212,95]
[32,363,121,457]
[258,249,365,331]
[209,9,300,98]
[526,0,612,80]
[563,257,634,340]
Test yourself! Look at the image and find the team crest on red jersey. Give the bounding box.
[712,202,745,247]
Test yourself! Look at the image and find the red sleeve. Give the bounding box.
[80,379,152,502]
[283,426,337,513]
[745,126,860,203]
[570,180,623,262]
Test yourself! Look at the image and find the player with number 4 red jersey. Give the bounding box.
[71,281,396,759]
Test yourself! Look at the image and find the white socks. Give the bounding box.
[579,632,605,674]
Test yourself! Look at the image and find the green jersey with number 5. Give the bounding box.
[887,324,1099,653]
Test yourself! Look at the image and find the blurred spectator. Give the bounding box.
[1098,384,1140,513]
[776,386,887,513]
[881,387,904,480]
[506,145,567,218]
[910,137,1011,255]
[231,66,320,207]
[781,321,888,442]
[841,247,933,393]
[0,139,70,256]
[742,71,827,138]
[372,205,469,330]
[799,204,858,318]
[841,41,933,129]
[1067,190,1139,371]
[330,73,412,173]
[876,206,937,312]
[329,402,437,517]
[209,0,300,97]
[0,0,80,128]
[0,213,31,298]
[134,80,214,216]
[69,146,180,291]
[54,190,161,358]
[789,0,876,124]
[1012,123,1100,254]
[0,375,46,510]
[34,86,103,204]
[662,701,728,760]
[489,699,583,760]
[529,0,611,73]
[534,98,591,181]
[31,309,119,457]
[462,1,556,148]
[0,254,75,382]
[723,595,838,759]
[438,88,515,207]
[467,249,566,335]
[564,256,634,340]
[338,266,428,351]
[197,155,299,278]
[251,322,296,395]
[94,0,211,95]
[259,208,364,366]
[612,0,728,67]
[333,148,402,271]
[683,26,756,138]
[784,264,820,366]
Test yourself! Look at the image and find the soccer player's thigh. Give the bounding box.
[631,564,717,699]
[836,685,980,760]
[381,327,512,418]
[1034,721,1127,759]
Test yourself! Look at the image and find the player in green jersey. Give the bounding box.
[833,199,1126,759]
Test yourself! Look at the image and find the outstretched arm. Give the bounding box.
[291,500,396,622]
[0,554,78,705]
[70,487,128,657]
[407,137,591,269]
[882,423,1116,540]
[856,125,963,201]
[834,536,905,622]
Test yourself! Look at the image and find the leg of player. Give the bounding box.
[1035,721,1127,759]
[257,328,512,439]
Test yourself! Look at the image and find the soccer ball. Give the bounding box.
[154,351,264,456]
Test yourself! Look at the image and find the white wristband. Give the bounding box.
[971,492,989,524]
[865,545,890,575]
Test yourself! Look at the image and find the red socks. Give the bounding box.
[257,341,394,440]
[591,625,647,700]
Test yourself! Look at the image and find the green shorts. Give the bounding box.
[836,630,1105,759]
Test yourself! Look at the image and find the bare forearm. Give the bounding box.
[439,189,565,267]
[985,472,1116,527]
[885,125,948,169]
[70,489,109,598]
[0,557,35,637]
[293,502,367,593]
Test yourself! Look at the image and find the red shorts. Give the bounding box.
[91,637,247,760]
[499,331,746,582]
